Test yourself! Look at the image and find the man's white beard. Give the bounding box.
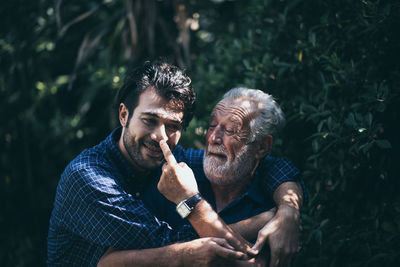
[203,144,256,185]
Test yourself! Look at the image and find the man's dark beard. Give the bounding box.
[123,129,161,172]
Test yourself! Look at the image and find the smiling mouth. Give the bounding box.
[143,142,162,158]
[207,152,227,160]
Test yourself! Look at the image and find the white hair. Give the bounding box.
[222,87,286,142]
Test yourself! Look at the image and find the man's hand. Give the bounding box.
[184,238,269,267]
[157,139,199,204]
[230,208,277,242]
[250,206,300,267]
[181,237,248,266]
[229,247,269,267]
[250,182,303,267]
[97,237,248,267]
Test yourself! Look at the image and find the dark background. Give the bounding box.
[1,0,399,266]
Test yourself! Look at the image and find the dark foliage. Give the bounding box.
[1,0,399,266]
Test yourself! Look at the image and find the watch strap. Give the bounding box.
[176,193,202,218]
[184,193,202,209]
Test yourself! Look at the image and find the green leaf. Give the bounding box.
[344,113,356,126]
[360,142,373,153]
[365,113,373,127]
[320,219,330,228]
[243,59,251,70]
[375,140,392,149]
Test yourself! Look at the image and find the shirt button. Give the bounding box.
[135,192,140,197]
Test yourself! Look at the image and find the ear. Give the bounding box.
[254,135,273,159]
[119,103,129,127]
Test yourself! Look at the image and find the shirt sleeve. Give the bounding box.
[58,166,197,250]
[173,146,204,168]
[258,157,308,202]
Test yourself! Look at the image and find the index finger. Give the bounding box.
[212,241,247,260]
[159,140,177,166]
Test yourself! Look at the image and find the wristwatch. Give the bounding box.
[176,193,202,218]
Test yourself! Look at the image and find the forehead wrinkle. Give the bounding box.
[214,99,256,127]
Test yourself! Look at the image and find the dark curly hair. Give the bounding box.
[116,61,196,128]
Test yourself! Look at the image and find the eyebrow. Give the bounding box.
[141,112,182,124]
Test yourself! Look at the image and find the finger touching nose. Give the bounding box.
[150,124,168,142]
[159,139,177,166]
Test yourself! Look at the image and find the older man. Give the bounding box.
[148,88,304,267]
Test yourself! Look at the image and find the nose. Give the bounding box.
[208,126,223,145]
[150,124,168,142]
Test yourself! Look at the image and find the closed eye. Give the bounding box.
[225,129,234,135]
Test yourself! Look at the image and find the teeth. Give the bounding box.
[144,142,160,152]
[147,147,160,152]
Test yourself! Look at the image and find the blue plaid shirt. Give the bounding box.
[47,128,305,266]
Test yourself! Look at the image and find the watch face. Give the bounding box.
[176,203,191,218]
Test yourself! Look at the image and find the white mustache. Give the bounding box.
[206,145,227,156]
